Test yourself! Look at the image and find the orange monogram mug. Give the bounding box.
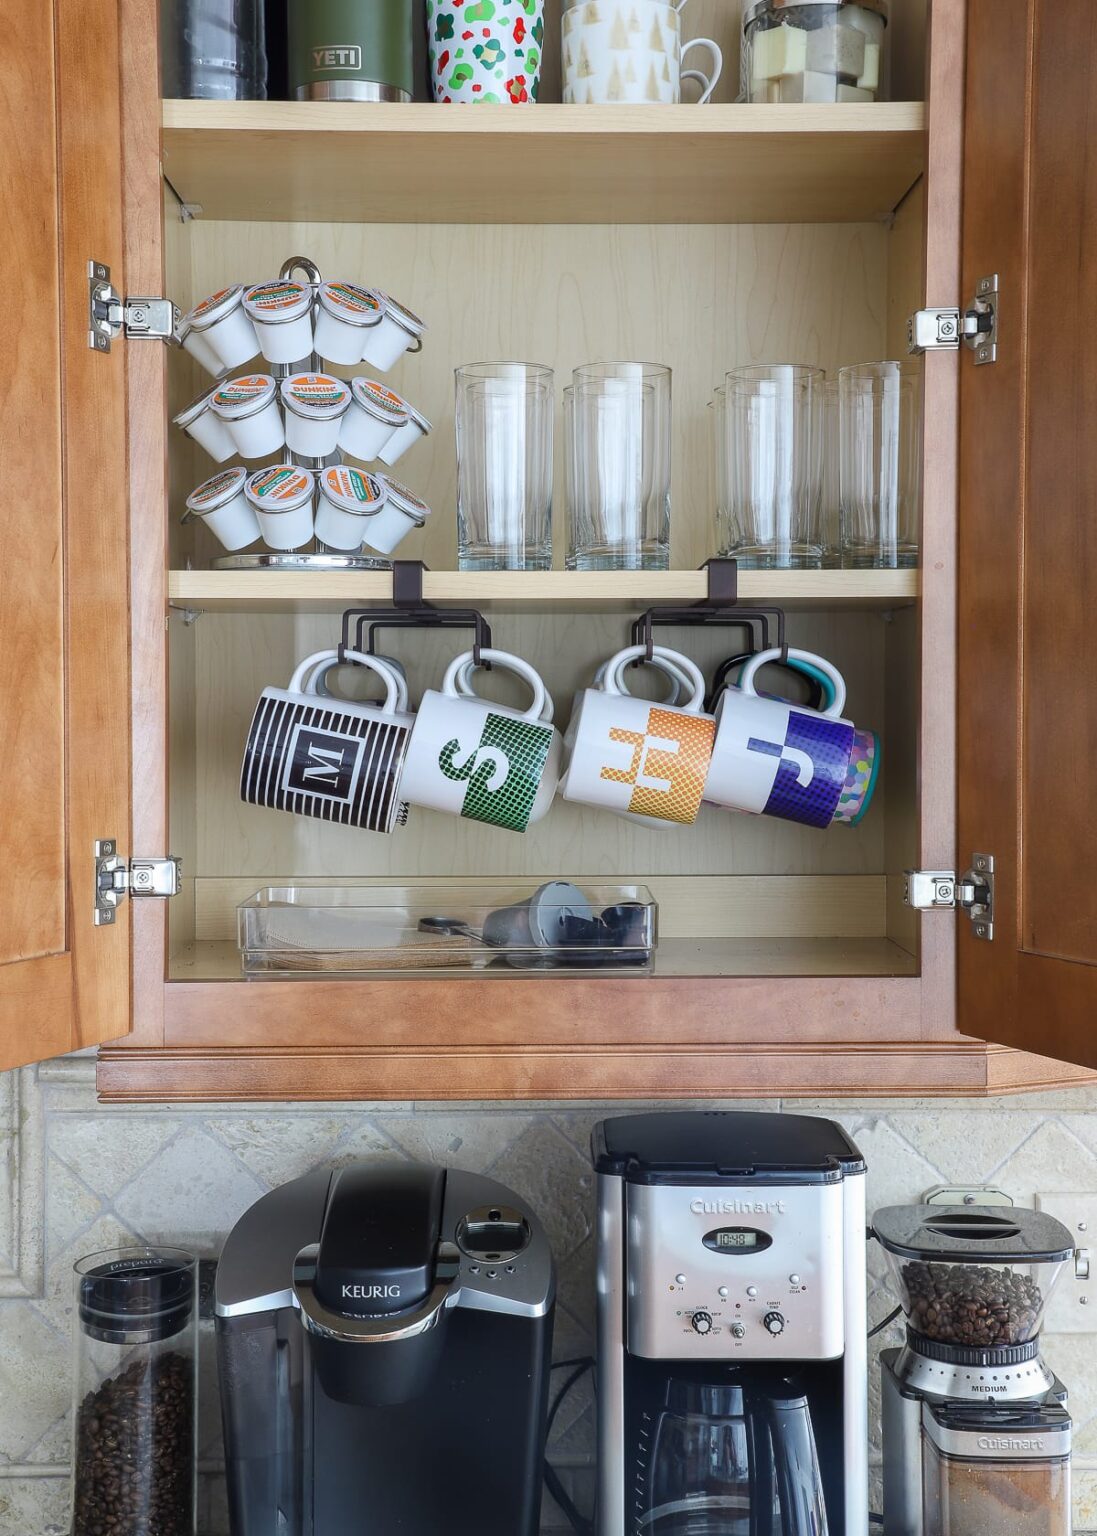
[561,644,716,826]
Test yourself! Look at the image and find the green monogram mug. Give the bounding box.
[400,649,562,833]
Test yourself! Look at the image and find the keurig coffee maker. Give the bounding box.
[876,1202,1074,1536]
[594,1111,868,1535]
[215,1161,554,1535]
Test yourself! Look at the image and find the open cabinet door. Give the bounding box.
[958,0,1097,1067]
[0,0,134,1069]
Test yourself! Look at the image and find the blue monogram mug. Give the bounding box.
[704,647,876,830]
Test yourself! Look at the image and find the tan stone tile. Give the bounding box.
[376,1113,536,1173]
[207,1113,359,1189]
[112,1126,268,1253]
[0,1474,69,1535]
[48,1114,178,1202]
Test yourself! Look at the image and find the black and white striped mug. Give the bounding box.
[240,650,413,834]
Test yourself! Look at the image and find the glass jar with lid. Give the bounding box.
[71,1247,198,1536]
[743,0,889,103]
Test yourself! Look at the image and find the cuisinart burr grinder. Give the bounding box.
[875,1203,1075,1536]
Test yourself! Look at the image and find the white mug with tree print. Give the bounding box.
[562,0,722,104]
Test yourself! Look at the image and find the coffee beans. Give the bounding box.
[72,1350,193,1536]
[903,1261,1042,1348]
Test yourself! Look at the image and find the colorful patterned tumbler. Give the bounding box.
[427,0,546,103]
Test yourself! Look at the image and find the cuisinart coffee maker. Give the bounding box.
[876,1203,1075,1536]
[594,1111,868,1535]
[215,1161,555,1535]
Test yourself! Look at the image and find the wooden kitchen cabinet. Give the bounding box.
[5,0,1095,1101]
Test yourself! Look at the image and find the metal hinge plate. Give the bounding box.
[94,840,182,925]
[904,855,995,941]
[908,274,999,365]
[88,261,178,353]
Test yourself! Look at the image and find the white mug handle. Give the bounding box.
[454,657,554,723]
[442,648,549,725]
[601,645,708,714]
[597,652,693,706]
[289,649,400,715]
[305,653,409,711]
[680,37,723,103]
[738,648,848,720]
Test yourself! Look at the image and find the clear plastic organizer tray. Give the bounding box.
[237,883,657,978]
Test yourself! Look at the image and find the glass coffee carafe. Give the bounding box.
[644,1376,829,1535]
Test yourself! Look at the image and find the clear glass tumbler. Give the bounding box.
[71,1247,198,1536]
[161,0,268,100]
[839,359,923,569]
[569,362,672,571]
[822,377,842,567]
[456,363,554,571]
[712,385,730,558]
[724,364,825,568]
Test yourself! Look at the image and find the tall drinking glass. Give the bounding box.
[712,385,730,558]
[822,377,841,567]
[724,364,824,568]
[569,362,671,570]
[456,363,554,570]
[839,359,922,569]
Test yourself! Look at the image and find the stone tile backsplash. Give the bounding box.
[4,1058,1097,1532]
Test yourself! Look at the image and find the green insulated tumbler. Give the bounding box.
[288,0,415,101]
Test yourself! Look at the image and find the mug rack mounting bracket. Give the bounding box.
[339,560,493,668]
[631,558,788,662]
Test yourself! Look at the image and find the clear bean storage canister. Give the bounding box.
[71,1247,198,1536]
[744,0,889,103]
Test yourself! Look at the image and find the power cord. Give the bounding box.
[543,1357,596,1536]
[868,1304,902,1339]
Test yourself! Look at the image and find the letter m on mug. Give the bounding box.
[240,690,411,836]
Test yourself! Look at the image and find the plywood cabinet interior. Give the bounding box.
[94,0,1097,1101]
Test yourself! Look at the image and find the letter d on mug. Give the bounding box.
[562,645,716,826]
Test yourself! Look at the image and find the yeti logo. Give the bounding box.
[313,45,363,71]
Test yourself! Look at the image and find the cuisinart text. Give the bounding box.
[690,1199,787,1216]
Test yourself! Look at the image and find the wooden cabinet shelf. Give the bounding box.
[161,100,926,226]
[168,567,920,614]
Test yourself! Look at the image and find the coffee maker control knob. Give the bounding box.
[691,1311,713,1335]
[763,1311,786,1335]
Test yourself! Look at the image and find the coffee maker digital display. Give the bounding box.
[704,1227,771,1252]
[593,1111,869,1536]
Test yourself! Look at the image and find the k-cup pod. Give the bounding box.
[376,397,432,467]
[210,374,285,459]
[172,382,237,463]
[832,727,881,825]
[176,315,223,377]
[279,373,351,458]
[339,379,409,462]
[184,285,259,372]
[243,280,316,366]
[360,293,427,372]
[314,465,388,552]
[244,465,316,550]
[369,475,431,555]
[185,466,260,552]
[313,281,385,366]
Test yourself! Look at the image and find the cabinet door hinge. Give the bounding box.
[904,855,995,941]
[94,840,182,926]
[908,274,999,365]
[88,261,178,353]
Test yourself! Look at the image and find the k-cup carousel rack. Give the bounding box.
[176,254,433,573]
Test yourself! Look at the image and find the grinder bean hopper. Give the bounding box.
[874,1202,1074,1536]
